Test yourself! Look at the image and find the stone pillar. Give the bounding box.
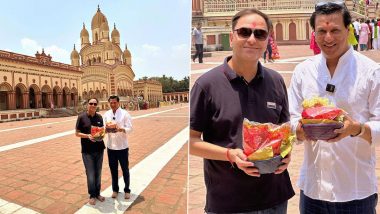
[7,91,16,110]
[57,93,62,108]
[48,93,53,108]
[74,94,78,106]
[66,94,71,107]
[35,92,42,108]
[23,93,29,109]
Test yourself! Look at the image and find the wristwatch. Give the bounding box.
[350,123,365,137]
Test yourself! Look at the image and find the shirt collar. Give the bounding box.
[87,111,96,118]
[321,46,353,65]
[112,107,121,115]
[222,56,264,82]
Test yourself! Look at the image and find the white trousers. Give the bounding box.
[373,37,380,50]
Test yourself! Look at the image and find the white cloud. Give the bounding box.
[133,57,145,64]
[170,43,189,58]
[20,37,70,64]
[21,38,40,53]
[142,44,161,56]
[133,43,189,80]
[45,45,70,63]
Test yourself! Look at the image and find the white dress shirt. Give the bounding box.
[103,107,132,150]
[288,47,380,202]
[353,21,360,35]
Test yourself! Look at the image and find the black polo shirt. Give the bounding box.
[190,56,295,213]
[75,112,105,153]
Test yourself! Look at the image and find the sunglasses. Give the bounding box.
[233,27,269,41]
[315,1,345,10]
[88,102,98,106]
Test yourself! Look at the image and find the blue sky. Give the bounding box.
[0,0,191,80]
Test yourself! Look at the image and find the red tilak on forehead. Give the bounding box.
[250,22,257,28]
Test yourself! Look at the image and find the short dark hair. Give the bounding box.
[108,95,120,102]
[310,3,351,30]
[87,97,98,103]
[231,8,272,32]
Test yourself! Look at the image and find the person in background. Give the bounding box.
[192,22,204,63]
[347,23,358,48]
[359,18,370,51]
[352,18,360,50]
[270,30,280,59]
[310,31,321,55]
[263,28,274,63]
[373,19,380,50]
[367,19,373,50]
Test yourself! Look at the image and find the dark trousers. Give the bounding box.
[354,35,359,51]
[82,151,104,198]
[207,201,287,214]
[108,148,130,193]
[193,44,203,63]
[300,190,377,214]
[263,44,273,61]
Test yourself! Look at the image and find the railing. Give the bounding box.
[203,0,368,16]
[203,0,315,14]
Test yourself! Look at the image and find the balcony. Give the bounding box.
[203,0,315,16]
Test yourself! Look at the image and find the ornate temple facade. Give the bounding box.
[192,0,375,50]
[71,6,135,108]
[0,49,82,112]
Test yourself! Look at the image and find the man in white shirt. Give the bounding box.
[289,2,380,213]
[103,95,133,199]
[352,18,360,50]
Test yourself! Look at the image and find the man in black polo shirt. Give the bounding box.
[75,98,106,205]
[190,9,294,213]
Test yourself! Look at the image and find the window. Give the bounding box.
[207,35,216,45]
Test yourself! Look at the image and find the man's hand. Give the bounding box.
[328,115,360,143]
[88,134,96,142]
[229,149,260,177]
[116,125,126,133]
[274,153,291,174]
[296,122,307,141]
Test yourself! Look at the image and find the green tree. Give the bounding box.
[149,75,189,93]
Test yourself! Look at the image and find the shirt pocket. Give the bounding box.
[265,103,283,124]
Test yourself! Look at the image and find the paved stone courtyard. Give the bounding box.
[0,104,188,214]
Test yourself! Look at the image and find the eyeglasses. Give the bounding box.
[233,27,269,41]
[88,103,98,106]
[315,1,345,10]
